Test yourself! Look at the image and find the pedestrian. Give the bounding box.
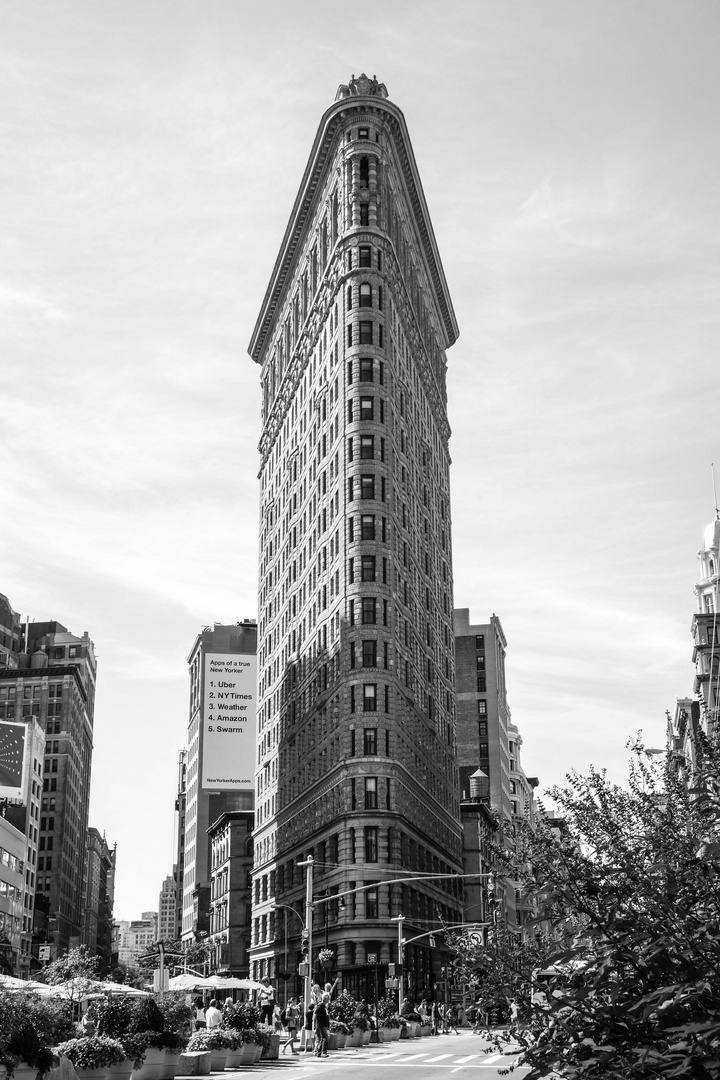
[418,999,429,1024]
[258,977,276,1025]
[313,991,331,1057]
[281,997,299,1054]
[81,1005,97,1036]
[194,998,206,1031]
[205,999,222,1030]
[446,1003,459,1034]
[431,1000,441,1036]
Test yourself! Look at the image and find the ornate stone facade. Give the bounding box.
[249,79,462,1001]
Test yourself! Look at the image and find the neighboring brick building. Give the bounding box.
[248,74,462,1001]
[455,609,537,929]
[208,809,253,977]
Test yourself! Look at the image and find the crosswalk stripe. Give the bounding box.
[423,1054,453,1061]
[454,1055,479,1063]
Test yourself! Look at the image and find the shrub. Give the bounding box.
[96,996,134,1038]
[329,1020,350,1035]
[127,998,165,1036]
[222,1000,259,1030]
[375,996,399,1027]
[328,995,357,1026]
[186,1030,232,1053]
[156,993,193,1035]
[54,1036,125,1070]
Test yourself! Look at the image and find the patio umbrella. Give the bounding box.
[203,976,259,990]
[168,973,213,991]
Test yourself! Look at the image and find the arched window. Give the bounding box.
[346,284,353,310]
[359,283,372,308]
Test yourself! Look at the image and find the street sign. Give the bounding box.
[367,953,377,964]
[38,946,51,961]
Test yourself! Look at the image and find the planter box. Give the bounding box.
[420,1024,432,1036]
[107,1060,133,1080]
[252,1044,263,1063]
[362,1030,371,1045]
[75,1070,108,1080]
[133,1048,165,1080]
[160,1053,181,1080]
[260,1033,280,1061]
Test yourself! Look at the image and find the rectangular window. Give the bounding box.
[360,474,375,499]
[364,826,378,861]
[348,557,355,583]
[476,655,485,670]
[360,203,369,226]
[477,700,487,716]
[477,676,486,692]
[365,777,378,809]
[358,127,369,139]
[361,597,377,624]
[360,435,374,458]
[350,642,356,669]
[361,514,375,540]
[362,640,377,668]
[364,728,377,755]
[475,635,484,650]
[360,397,374,421]
[350,685,356,712]
[478,720,488,737]
[361,556,376,582]
[366,885,378,918]
[479,742,489,758]
[363,684,377,712]
[359,321,373,344]
[359,246,371,268]
[360,358,374,382]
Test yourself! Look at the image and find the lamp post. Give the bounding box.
[391,914,404,1013]
[297,856,314,1025]
[275,902,306,1007]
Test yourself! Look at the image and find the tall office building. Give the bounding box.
[182,623,256,941]
[0,596,96,963]
[248,75,462,999]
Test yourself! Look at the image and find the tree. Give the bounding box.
[38,945,100,986]
[493,736,720,1079]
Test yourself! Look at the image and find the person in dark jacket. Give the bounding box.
[312,992,331,1057]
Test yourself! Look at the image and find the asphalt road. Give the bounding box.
[223,1031,528,1079]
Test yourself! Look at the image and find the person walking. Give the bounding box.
[194,998,206,1031]
[281,997,299,1054]
[312,991,331,1057]
[431,1000,441,1036]
[446,1002,459,1034]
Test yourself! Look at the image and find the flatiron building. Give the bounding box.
[248,75,462,1000]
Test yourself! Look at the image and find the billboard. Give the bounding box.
[201,653,257,789]
[0,722,28,801]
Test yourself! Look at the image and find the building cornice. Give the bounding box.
[248,94,458,365]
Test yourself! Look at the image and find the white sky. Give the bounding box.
[2,1,719,919]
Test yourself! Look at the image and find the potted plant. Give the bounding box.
[2,1020,55,1080]
[54,1036,125,1080]
[376,997,400,1041]
[328,1020,349,1050]
[240,1029,261,1065]
[317,948,334,970]
[185,1028,231,1071]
